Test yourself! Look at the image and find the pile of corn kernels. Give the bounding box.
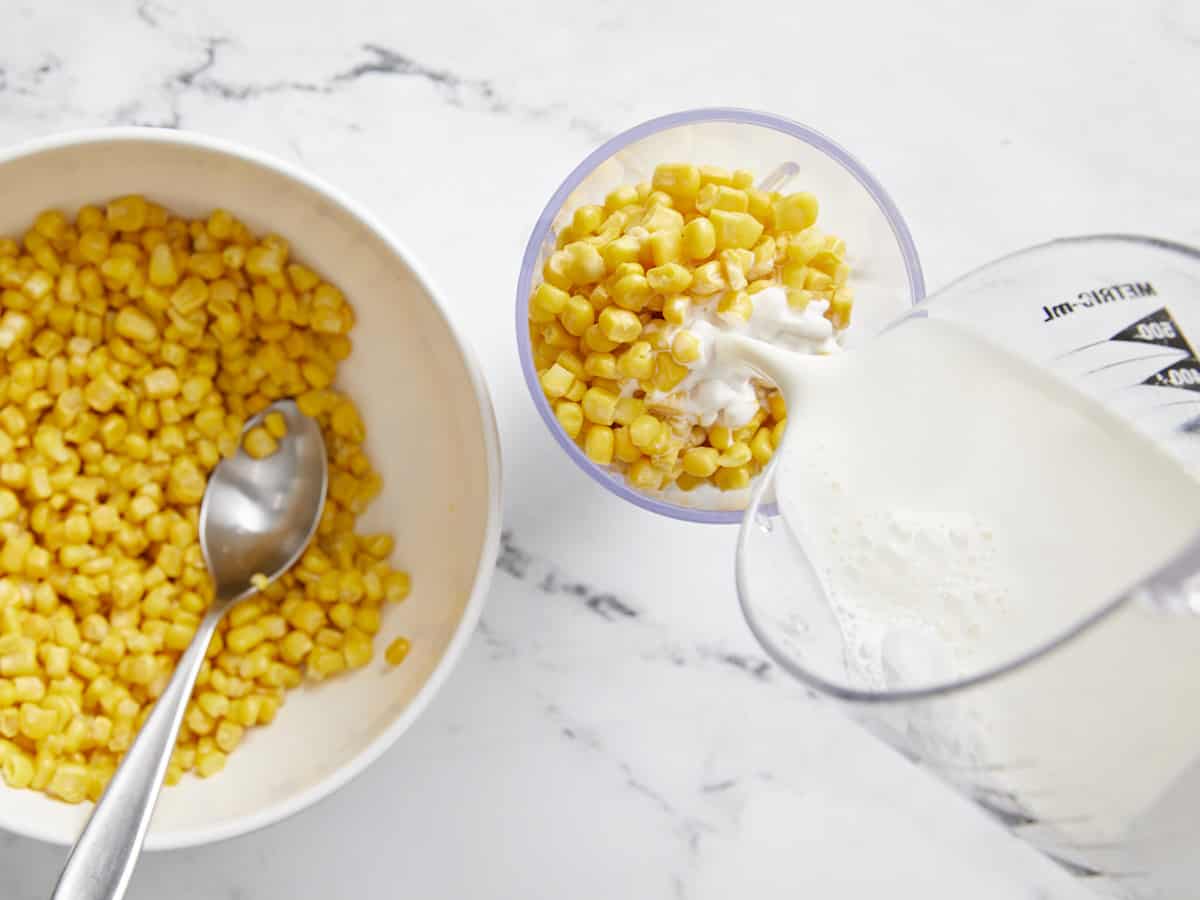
[528,163,854,494]
[0,195,411,803]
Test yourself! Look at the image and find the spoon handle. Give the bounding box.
[52,608,222,900]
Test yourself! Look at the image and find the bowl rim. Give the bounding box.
[0,126,504,850]
[515,107,925,524]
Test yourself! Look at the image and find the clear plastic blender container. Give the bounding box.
[515,108,924,522]
[737,235,1200,899]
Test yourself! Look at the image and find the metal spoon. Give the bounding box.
[52,399,328,900]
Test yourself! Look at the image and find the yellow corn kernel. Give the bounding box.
[214,720,244,754]
[144,367,180,400]
[607,397,641,428]
[681,217,716,261]
[383,571,410,603]
[242,426,278,460]
[532,339,558,369]
[377,635,409,667]
[287,600,325,635]
[107,195,148,231]
[581,386,618,426]
[582,424,614,466]
[535,285,571,324]
[694,166,731,188]
[721,248,753,290]
[651,164,701,203]
[343,629,372,669]
[767,391,787,421]
[750,427,775,464]
[747,239,777,281]
[597,307,641,344]
[671,330,702,365]
[604,185,639,213]
[541,251,574,290]
[541,321,576,351]
[709,209,764,251]
[828,288,853,330]
[658,295,688,326]
[628,457,663,491]
[599,235,640,273]
[0,490,18,522]
[744,189,773,225]
[539,363,575,400]
[806,248,841,278]
[606,425,635,464]
[718,441,753,468]
[19,703,56,740]
[13,676,46,703]
[2,749,34,789]
[112,306,159,344]
[611,273,651,312]
[717,291,754,322]
[645,228,683,268]
[550,400,583,439]
[774,192,819,232]
[690,260,725,295]
[616,341,654,380]
[731,169,755,190]
[195,750,227,778]
[628,414,663,451]
[560,295,595,337]
[714,465,752,491]
[275,630,312,666]
[569,204,604,238]
[562,241,606,285]
[563,379,587,402]
[708,424,734,451]
[785,228,825,265]
[699,184,750,215]
[307,645,346,679]
[263,411,288,440]
[646,262,692,295]
[245,244,286,278]
[798,269,831,294]
[653,353,689,392]
[571,349,613,382]
[682,447,720,478]
[579,324,617,354]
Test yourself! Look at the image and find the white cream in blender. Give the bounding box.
[650,286,839,429]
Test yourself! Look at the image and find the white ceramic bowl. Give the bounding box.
[0,130,502,849]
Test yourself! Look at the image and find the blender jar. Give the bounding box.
[737,235,1200,899]
[516,108,924,522]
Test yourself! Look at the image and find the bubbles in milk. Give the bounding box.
[786,459,1009,690]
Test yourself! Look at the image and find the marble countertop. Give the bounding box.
[3,0,1197,897]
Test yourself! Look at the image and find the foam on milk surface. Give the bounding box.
[760,315,1200,871]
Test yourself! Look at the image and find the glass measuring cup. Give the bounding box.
[515,108,924,522]
[737,235,1200,899]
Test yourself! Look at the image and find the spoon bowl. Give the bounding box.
[200,400,329,602]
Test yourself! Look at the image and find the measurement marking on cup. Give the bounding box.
[1056,306,1191,362]
[1082,349,1181,376]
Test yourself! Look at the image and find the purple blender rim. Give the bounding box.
[516,107,926,525]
